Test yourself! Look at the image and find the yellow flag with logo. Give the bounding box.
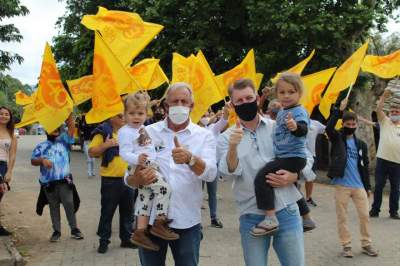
[215,49,257,98]
[271,50,315,83]
[15,104,38,128]
[33,43,73,133]
[15,91,34,106]
[86,33,126,124]
[361,49,400,79]
[300,67,336,114]
[81,6,164,66]
[66,75,94,105]
[319,42,369,118]
[128,58,168,90]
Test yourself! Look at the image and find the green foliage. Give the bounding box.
[0,0,29,71]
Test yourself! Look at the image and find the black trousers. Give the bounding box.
[254,157,306,211]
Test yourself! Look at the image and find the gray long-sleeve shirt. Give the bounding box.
[217,116,302,216]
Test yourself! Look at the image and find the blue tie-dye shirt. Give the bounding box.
[31,132,74,184]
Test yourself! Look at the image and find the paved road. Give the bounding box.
[0,136,399,266]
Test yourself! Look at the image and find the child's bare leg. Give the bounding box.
[137,215,149,230]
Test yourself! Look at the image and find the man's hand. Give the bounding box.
[266,169,297,188]
[222,103,231,120]
[229,120,244,147]
[4,173,11,183]
[339,98,348,111]
[103,135,118,149]
[0,183,6,194]
[42,159,53,169]
[138,154,149,166]
[172,136,192,164]
[285,112,297,131]
[367,190,372,198]
[127,167,158,187]
[383,89,391,99]
[262,86,272,96]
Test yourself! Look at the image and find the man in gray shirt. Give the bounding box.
[218,79,305,266]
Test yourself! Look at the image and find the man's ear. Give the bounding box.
[189,102,194,111]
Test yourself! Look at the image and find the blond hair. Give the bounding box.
[276,72,304,95]
[123,91,151,113]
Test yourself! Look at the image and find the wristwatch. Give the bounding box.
[187,154,196,167]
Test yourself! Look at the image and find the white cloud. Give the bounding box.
[1,0,66,85]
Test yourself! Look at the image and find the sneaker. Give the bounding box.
[341,247,353,258]
[369,210,379,217]
[390,213,400,220]
[150,219,180,241]
[50,231,61,242]
[131,229,160,251]
[0,226,12,236]
[250,218,279,237]
[120,240,137,249]
[306,198,317,207]
[303,218,317,232]
[71,228,84,240]
[362,245,378,257]
[211,219,223,228]
[97,241,108,254]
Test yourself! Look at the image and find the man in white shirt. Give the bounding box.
[125,82,217,266]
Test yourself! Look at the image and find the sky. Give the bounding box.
[1,1,400,85]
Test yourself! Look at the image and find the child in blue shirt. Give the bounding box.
[252,72,309,236]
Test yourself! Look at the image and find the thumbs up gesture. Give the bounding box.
[285,112,297,131]
[229,119,244,148]
[172,136,192,164]
[104,134,118,148]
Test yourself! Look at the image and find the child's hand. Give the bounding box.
[285,112,297,131]
[138,154,149,166]
[42,159,53,169]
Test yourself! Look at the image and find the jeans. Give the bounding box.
[239,203,305,266]
[97,177,135,243]
[83,140,95,176]
[206,179,218,220]
[371,158,400,215]
[139,223,202,266]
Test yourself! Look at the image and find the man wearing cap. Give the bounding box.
[370,87,400,219]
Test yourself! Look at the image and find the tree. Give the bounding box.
[0,0,29,71]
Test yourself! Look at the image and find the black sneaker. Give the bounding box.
[306,198,317,207]
[211,219,223,228]
[369,210,379,217]
[50,231,61,242]
[0,226,11,236]
[390,213,400,220]
[120,240,138,249]
[97,241,109,254]
[71,228,84,240]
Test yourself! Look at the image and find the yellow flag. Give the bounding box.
[15,104,37,128]
[319,42,369,118]
[66,75,94,105]
[33,43,73,133]
[85,33,126,124]
[15,91,34,106]
[361,49,400,79]
[128,58,168,90]
[81,6,164,66]
[271,50,315,83]
[300,67,336,114]
[171,52,222,123]
[215,49,257,98]
[196,50,224,102]
[255,73,264,90]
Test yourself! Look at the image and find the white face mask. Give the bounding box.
[168,106,190,125]
[390,115,400,123]
[200,117,210,126]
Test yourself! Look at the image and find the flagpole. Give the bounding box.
[345,84,353,100]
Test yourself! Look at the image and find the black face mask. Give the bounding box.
[343,127,356,135]
[234,100,258,121]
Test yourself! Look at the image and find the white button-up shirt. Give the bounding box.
[140,119,217,229]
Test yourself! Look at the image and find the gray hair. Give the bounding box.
[165,82,194,103]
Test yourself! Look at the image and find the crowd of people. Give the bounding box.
[0,74,399,266]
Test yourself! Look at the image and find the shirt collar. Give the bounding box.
[241,114,270,132]
[159,118,194,135]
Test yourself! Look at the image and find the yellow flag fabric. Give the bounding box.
[319,42,369,118]
[66,75,94,105]
[300,67,336,114]
[33,43,73,133]
[255,73,264,90]
[215,49,257,98]
[271,49,315,83]
[15,104,37,128]
[171,52,222,123]
[361,49,400,79]
[86,32,126,124]
[81,6,164,67]
[128,58,168,90]
[15,91,34,106]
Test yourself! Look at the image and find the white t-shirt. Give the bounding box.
[377,116,400,164]
[306,120,326,157]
